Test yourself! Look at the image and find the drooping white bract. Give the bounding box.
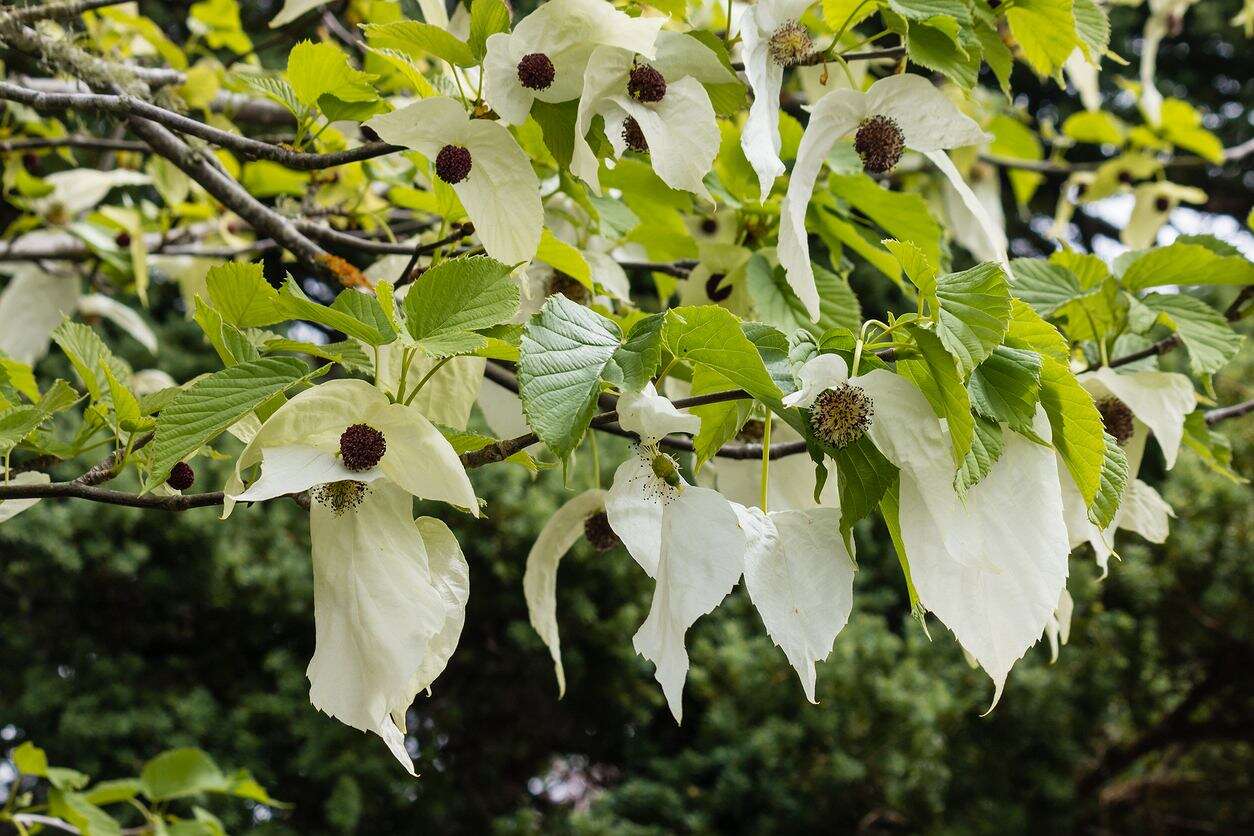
[572,33,727,201]
[0,472,51,524]
[739,0,818,202]
[940,161,1007,264]
[523,488,608,696]
[483,0,665,125]
[736,505,855,702]
[365,97,542,264]
[34,168,151,219]
[785,354,1070,703]
[778,74,997,320]
[605,384,746,721]
[1059,366,1196,573]
[223,379,478,774]
[1123,182,1207,250]
[1044,588,1074,663]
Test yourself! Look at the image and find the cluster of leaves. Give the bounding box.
[1,742,280,835]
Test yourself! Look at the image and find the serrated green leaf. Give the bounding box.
[690,365,753,470]
[831,434,898,541]
[1011,258,1082,316]
[363,20,477,68]
[1072,0,1110,60]
[882,238,937,297]
[1039,356,1106,506]
[828,174,943,268]
[603,313,663,391]
[146,358,311,486]
[518,296,621,458]
[1062,110,1125,145]
[1119,242,1254,290]
[1088,431,1128,529]
[967,345,1043,431]
[1182,410,1246,483]
[51,321,130,403]
[1005,299,1070,362]
[1005,0,1079,77]
[468,0,510,61]
[662,306,783,407]
[402,256,518,357]
[286,40,377,108]
[896,326,974,468]
[933,262,1012,376]
[193,297,258,365]
[745,255,862,337]
[277,279,397,347]
[957,414,1004,493]
[206,262,284,328]
[139,749,227,801]
[1141,293,1245,375]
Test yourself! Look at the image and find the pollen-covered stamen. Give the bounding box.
[314,480,370,515]
[621,116,648,152]
[517,52,555,90]
[809,383,874,448]
[339,423,387,471]
[768,21,813,67]
[854,114,906,174]
[435,144,472,184]
[583,511,620,552]
[627,63,667,103]
[166,461,195,491]
[1096,397,1135,446]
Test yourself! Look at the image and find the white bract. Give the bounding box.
[572,33,729,201]
[786,354,1070,703]
[483,0,664,125]
[1123,182,1207,250]
[736,505,855,702]
[605,384,746,721]
[34,169,151,219]
[778,74,998,319]
[523,488,608,696]
[0,472,50,524]
[366,97,542,264]
[223,379,478,774]
[739,0,818,202]
[1060,366,1196,573]
[940,161,1007,264]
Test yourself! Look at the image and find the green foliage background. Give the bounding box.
[2,1,1252,833]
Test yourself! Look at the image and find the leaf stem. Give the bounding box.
[404,356,451,405]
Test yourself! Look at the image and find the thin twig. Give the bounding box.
[0,134,147,153]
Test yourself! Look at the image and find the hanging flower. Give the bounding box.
[604,383,746,721]
[571,33,733,201]
[223,379,478,774]
[736,505,855,701]
[483,0,665,125]
[366,97,542,264]
[739,0,819,202]
[1059,366,1196,574]
[778,74,999,320]
[522,488,613,696]
[1123,182,1207,250]
[785,354,1070,704]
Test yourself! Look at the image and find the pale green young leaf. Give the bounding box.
[286,40,377,108]
[193,297,259,366]
[882,238,937,297]
[1182,410,1246,483]
[276,279,397,347]
[1005,299,1070,362]
[363,21,477,68]
[139,749,227,801]
[1011,258,1082,316]
[469,0,511,61]
[518,296,621,458]
[1039,356,1107,505]
[51,321,130,403]
[1088,431,1128,530]
[745,256,862,338]
[661,305,784,408]
[896,326,975,468]
[689,365,752,470]
[956,414,1005,494]
[1119,242,1254,289]
[535,229,591,287]
[1004,0,1080,77]
[206,262,284,328]
[603,313,663,392]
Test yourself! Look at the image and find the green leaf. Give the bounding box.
[895,326,974,468]
[139,749,228,801]
[1088,431,1128,529]
[0,380,77,453]
[831,435,898,541]
[193,297,258,365]
[402,256,519,357]
[1011,258,1082,317]
[1062,110,1125,145]
[879,478,924,616]
[277,279,398,347]
[905,19,982,89]
[1182,410,1246,483]
[468,0,510,61]
[1005,299,1070,362]
[827,174,943,267]
[518,296,621,458]
[889,0,972,25]
[745,255,861,337]
[1072,0,1110,60]
[1039,356,1107,506]
[689,365,753,470]
[1141,293,1245,375]
[1119,242,1254,290]
[603,314,663,391]
[662,306,784,408]
[987,114,1045,205]
[967,346,1043,431]
[441,427,541,474]
[51,321,130,403]
[530,100,580,169]
[205,262,284,328]
[956,414,1004,493]
[102,361,141,428]
[882,238,937,297]
[535,229,591,287]
[83,779,143,807]
[286,40,377,108]
[363,20,477,68]
[145,358,311,487]
[1004,0,1079,77]
[13,741,49,775]
[933,262,1012,376]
